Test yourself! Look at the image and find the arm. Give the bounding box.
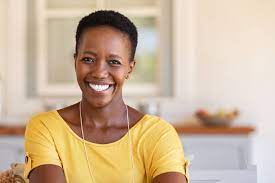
[147,122,189,183]
[29,165,66,183]
[153,172,187,183]
[24,116,64,182]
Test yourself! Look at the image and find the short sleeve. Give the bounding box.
[149,124,189,182]
[24,116,62,178]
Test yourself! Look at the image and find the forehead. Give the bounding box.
[78,26,131,54]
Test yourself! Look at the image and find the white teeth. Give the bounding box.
[89,83,110,91]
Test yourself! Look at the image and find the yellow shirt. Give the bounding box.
[24,111,189,183]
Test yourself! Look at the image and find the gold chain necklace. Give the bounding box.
[79,101,134,183]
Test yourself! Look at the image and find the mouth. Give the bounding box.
[87,82,114,92]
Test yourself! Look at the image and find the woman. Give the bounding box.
[24,10,189,183]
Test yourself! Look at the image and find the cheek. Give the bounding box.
[114,70,127,83]
[75,65,81,79]
[75,63,88,82]
[75,62,87,74]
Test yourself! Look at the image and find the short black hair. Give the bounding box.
[75,10,138,60]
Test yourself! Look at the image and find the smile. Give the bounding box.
[88,83,112,92]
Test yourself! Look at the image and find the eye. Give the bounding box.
[81,57,95,64]
[109,59,121,65]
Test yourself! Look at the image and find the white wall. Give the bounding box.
[194,0,275,182]
[0,0,8,118]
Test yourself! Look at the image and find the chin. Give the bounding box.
[85,96,113,108]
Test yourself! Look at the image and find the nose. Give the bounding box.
[90,60,109,79]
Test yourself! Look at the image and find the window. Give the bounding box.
[31,0,173,97]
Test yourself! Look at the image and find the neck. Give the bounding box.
[80,98,128,128]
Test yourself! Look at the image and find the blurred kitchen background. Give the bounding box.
[0,0,275,182]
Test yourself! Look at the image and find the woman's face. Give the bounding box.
[75,26,135,108]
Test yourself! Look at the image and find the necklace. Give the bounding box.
[79,101,134,183]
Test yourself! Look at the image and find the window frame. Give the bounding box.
[36,0,162,97]
[0,0,197,121]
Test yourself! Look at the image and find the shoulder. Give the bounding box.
[140,115,176,133]
[137,116,185,168]
[25,110,62,134]
[24,110,67,149]
[136,115,179,142]
[27,110,59,125]
[29,110,58,120]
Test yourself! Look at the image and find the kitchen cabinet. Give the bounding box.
[0,136,24,171]
[175,125,255,170]
[190,167,257,183]
[182,135,251,169]
[175,125,257,183]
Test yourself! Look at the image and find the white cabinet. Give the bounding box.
[0,136,24,171]
[179,133,257,183]
[181,135,252,170]
[190,167,257,183]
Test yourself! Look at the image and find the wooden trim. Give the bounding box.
[174,125,255,135]
[0,126,25,136]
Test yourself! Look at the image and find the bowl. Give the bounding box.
[195,109,239,127]
[196,115,234,126]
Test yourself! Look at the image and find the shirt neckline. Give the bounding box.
[52,110,149,147]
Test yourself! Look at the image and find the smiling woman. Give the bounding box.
[24,10,188,183]
[74,25,135,108]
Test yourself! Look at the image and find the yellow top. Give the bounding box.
[24,111,189,183]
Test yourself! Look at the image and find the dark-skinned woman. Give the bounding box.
[24,10,189,183]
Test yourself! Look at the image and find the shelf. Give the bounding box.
[174,124,255,135]
[0,125,25,136]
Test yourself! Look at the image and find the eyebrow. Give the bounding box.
[82,50,97,56]
[109,54,123,60]
[81,51,123,60]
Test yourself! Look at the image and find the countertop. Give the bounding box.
[174,124,255,135]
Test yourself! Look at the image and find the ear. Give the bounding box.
[74,53,77,69]
[128,60,136,74]
[125,60,136,79]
